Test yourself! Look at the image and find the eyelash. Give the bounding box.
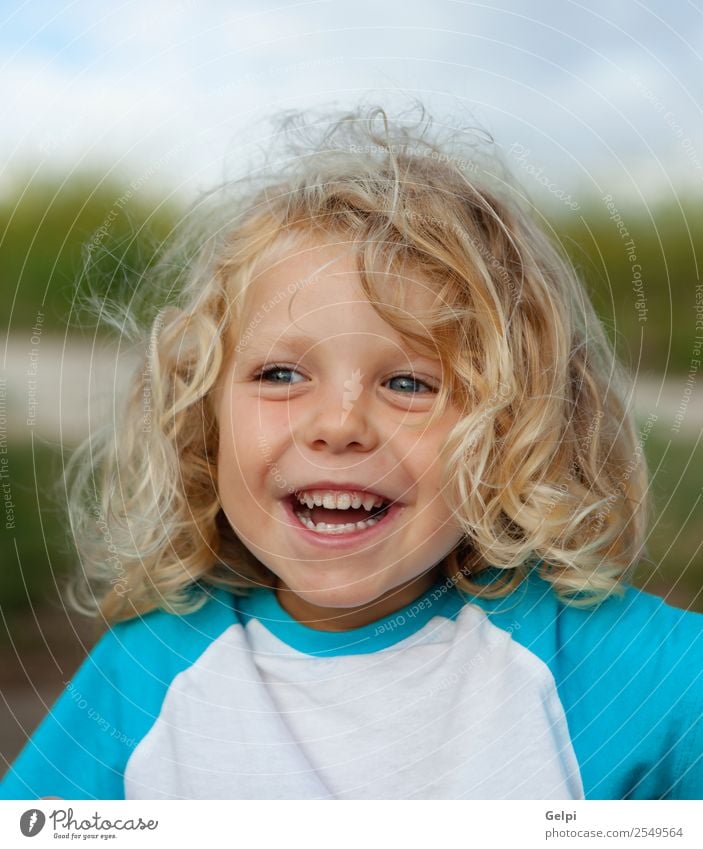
[253,363,438,394]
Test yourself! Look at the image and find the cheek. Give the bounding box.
[406,423,459,515]
[218,394,261,456]
[403,425,451,479]
[216,396,252,499]
[217,396,291,492]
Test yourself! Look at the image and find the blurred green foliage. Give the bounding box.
[1,173,702,373]
[0,171,182,334]
[546,196,703,376]
[638,427,703,610]
[0,441,74,621]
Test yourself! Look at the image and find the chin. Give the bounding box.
[283,571,390,610]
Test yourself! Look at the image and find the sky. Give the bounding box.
[1,0,702,207]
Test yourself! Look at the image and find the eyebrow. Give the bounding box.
[240,330,437,360]
[245,331,317,350]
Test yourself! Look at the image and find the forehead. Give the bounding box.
[237,239,438,349]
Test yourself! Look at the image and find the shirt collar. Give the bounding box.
[235,575,463,656]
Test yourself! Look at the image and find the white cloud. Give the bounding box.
[0,0,701,203]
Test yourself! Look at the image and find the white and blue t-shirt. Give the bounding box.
[2,566,702,800]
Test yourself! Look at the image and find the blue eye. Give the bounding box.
[386,375,436,394]
[254,365,436,394]
[256,364,302,384]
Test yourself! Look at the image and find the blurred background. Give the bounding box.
[1,0,702,772]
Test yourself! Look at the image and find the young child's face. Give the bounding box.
[216,239,465,623]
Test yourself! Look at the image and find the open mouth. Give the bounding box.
[284,493,396,536]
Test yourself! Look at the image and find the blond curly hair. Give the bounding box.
[65,101,650,622]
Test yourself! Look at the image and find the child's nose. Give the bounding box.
[302,377,378,453]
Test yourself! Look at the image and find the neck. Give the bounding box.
[275,568,442,631]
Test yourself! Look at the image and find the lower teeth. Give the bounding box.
[293,510,386,534]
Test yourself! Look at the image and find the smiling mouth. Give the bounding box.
[286,496,393,535]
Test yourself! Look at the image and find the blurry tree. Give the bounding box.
[0,171,182,334]
[548,197,703,376]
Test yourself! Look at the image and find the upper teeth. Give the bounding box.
[294,490,387,510]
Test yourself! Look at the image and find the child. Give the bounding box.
[2,103,701,800]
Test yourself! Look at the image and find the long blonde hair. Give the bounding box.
[65,102,650,622]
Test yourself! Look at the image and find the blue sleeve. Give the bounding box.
[657,610,703,800]
[670,704,703,799]
[553,587,703,800]
[0,587,236,800]
[0,629,132,800]
[468,570,703,799]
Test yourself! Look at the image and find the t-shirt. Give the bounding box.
[1,566,702,800]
